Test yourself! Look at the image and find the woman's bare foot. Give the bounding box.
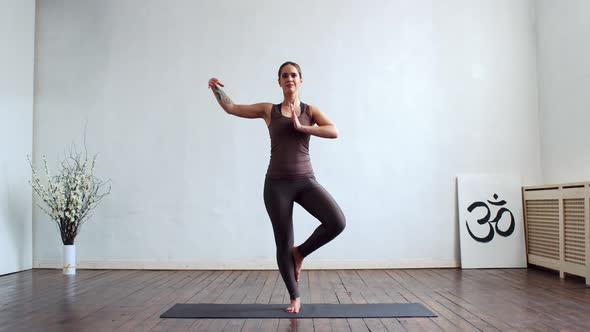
[292,246,304,282]
[285,297,301,313]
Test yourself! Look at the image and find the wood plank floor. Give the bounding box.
[1,268,589,331]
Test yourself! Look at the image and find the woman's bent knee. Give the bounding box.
[332,216,346,235]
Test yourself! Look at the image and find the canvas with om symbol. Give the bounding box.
[457,174,527,268]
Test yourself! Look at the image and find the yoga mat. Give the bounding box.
[160,303,436,319]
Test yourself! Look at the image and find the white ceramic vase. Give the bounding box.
[63,244,76,275]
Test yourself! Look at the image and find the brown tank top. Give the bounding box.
[265,102,315,179]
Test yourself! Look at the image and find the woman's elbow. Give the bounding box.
[331,127,339,139]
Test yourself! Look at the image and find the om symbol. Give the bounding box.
[465,193,515,243]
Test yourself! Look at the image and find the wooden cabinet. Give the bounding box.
[522,182,590,284]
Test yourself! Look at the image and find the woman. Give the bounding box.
[208,62,346,314]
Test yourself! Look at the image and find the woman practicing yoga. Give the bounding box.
[208,62,346,314]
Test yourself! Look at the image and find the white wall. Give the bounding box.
[0,0,35,275]
[536,0,590,184]
[33,0,541,269]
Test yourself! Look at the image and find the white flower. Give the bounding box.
[28,145,111,244]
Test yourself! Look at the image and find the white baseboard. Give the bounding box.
[33,259,459,270]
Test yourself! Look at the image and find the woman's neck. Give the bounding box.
[282,92,300,106]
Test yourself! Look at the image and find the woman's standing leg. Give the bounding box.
[263,178,300,311]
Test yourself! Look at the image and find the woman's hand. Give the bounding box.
[208,77,224,89]
[290,103,303,131]
[209,77,233,106]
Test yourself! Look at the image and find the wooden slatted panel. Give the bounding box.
[525,199,559,259]
[564,198,586,265]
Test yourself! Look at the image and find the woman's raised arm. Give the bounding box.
[208,77,272,119]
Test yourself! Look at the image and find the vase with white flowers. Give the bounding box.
[28,143,110,275]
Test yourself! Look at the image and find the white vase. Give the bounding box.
[63,244,76,275]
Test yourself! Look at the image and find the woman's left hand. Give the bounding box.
[290,103,303,131]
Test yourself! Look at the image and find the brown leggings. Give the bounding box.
[263,176,346,300]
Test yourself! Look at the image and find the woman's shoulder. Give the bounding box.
[302,103,320,116]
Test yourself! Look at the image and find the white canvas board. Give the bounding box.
[457,174,527,268]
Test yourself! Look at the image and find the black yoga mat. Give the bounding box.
[160,303,436,319]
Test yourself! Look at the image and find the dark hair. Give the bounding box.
[278,61,302,79]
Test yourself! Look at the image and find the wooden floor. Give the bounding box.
[1,268,590,331]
